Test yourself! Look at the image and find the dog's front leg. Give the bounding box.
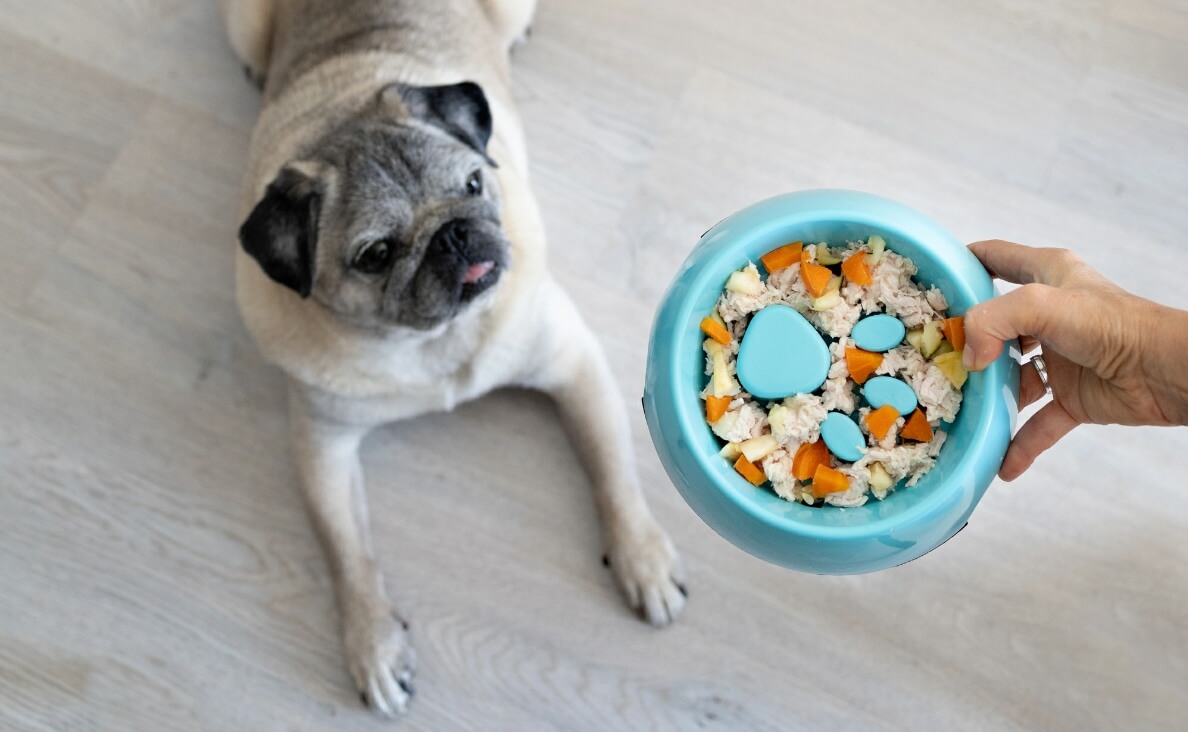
[524,281,687,626]
[289,389,415,717]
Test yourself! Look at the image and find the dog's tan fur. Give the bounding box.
[222,0,685,717]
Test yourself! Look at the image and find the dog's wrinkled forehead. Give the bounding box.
[324,122,455,207]
[319,80,492,187]
[311,83,497,233]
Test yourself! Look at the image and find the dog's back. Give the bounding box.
[223,0,534,100]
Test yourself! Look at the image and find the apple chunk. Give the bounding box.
[933,351,969,388]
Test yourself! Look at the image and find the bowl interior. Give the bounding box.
[677,203,998,537]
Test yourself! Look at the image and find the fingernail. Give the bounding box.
[962,345,975,370]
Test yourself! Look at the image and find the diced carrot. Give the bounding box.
[734,454,767,486]
[705,395,731,423]
[864,404,900,441]
[942,316,966,353]
[844,347,884,385]
[811,464,850,497]
[801,261,833,298]
[792,439,831,482]
[900,408,934,442]
[700,316,731,345]
[760,242,803,273]
[841,251,873,286]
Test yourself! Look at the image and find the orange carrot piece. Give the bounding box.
[760,242,803,273]
[942,316,966,353]
[700,316,731,345]
[900,408,933,442]
[705,395,731,423]
[792,439,831,482]
[841,251,873,286]
[844,347,884,385]
[864,404,900,441]
[801,261,833,298]
[811,464,850,497]
[734,454,767,486]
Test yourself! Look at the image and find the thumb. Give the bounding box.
[962,283,1058,371]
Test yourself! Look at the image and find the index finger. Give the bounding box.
[967,240,1082,287]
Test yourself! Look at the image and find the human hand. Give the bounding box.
[962,240,1188,481]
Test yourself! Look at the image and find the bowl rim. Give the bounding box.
[659,188,1005,540]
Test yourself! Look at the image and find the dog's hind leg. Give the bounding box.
[289,389,416,718]
[523,279,688,626]
[219,0,275,89]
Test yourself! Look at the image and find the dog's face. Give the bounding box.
[239,82,508,331]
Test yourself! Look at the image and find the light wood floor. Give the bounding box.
[3,1,1187,730]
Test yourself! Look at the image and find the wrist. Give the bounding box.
[1140,300,1188,425]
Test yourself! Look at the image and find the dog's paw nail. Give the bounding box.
[360,691,369,707]
[391,611,410,631]
[601,554,610,568]
[676,582,688,598]
[398,677,415,697]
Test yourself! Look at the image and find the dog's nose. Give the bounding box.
[429,218,470,254]
[426,218,500,296]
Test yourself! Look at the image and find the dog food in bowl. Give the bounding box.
[699,237,969,507]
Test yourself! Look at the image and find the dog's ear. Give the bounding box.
[380,81,495,164]
[238,165,323,298]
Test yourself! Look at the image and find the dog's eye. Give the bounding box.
[353,239,394,274]
[465,170,482,196]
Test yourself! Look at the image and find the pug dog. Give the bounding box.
[220,0,686,717]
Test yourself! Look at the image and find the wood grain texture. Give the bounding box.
[1,1,1186,730]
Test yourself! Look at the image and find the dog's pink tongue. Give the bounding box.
[461,261,494,284]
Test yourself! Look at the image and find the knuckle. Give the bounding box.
[1047,247,1084,278]
[1017,282,1051,308]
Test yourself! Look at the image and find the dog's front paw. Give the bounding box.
[605,519,687,627]
[343,607,416,718]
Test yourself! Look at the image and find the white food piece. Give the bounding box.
[919,320,944,357]
[725,263,764,295]
[809,294,862,337]
[740,434,780,462]
[908,362,963,423]
[719,442,742,460]
[716,287,784,324]
[925,286,948,313]
[769,393,828,446]
[822,339,859,413]
[711,402,767,443]
[762,450,796,500]
[810,290,841,311]
[857,431,947,487]
[877,345,927,378]
[869,462,894,499]
[767,404,789,440]
[816,243,843,265]
[933,351,969,388]
[905,328,924,351]
[711,349,739,397]
[825,467,870,507]
[767,265,813,313]
[866,235,886,265]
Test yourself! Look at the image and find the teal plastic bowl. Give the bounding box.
[643,190,1019,574]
